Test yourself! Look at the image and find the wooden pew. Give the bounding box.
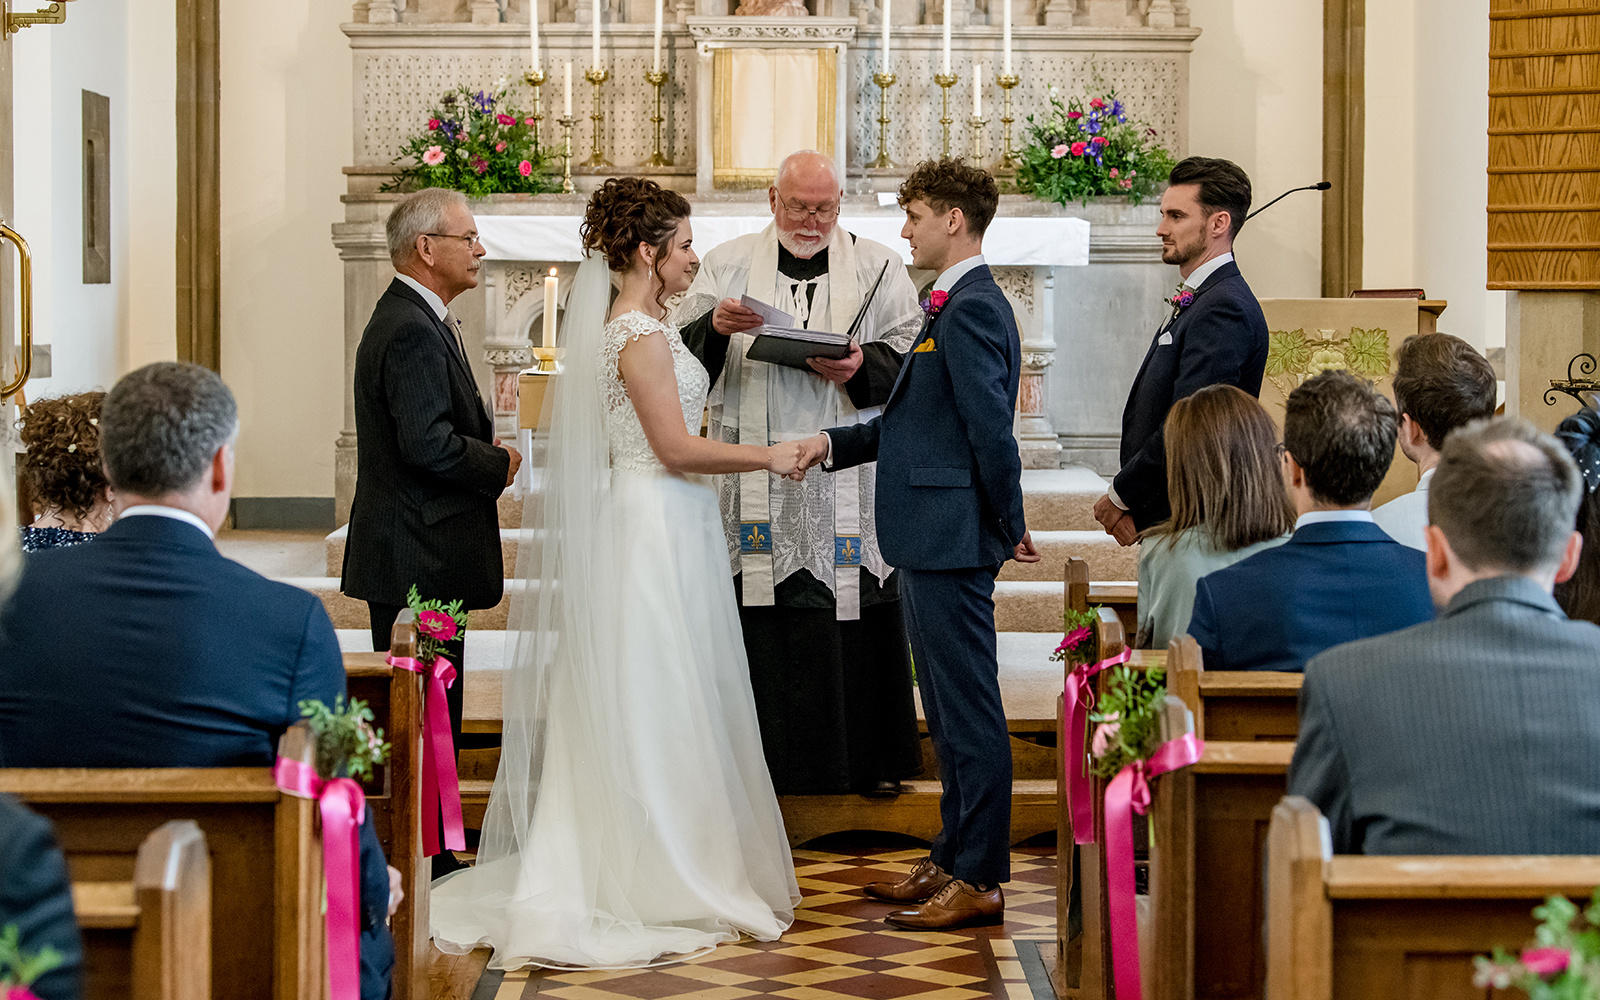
[0,728,328,1000]
[1266,796,1600,1000]
[342,615,427,1000]
[74,819,211,1000]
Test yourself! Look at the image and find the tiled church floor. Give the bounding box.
[442,841,1058,1000]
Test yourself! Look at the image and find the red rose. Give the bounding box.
[1090,97,1106,109]
[1070,141,1088,156]
[427,118,441,130]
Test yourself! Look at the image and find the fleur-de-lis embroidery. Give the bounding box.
[740,521,773,554]
[834,535,862,567]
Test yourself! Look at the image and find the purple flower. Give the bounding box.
[1111,99,1123,117]
[1169,289,1195,310]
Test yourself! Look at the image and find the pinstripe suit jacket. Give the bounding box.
[1289,575,1600,855]
[342,279,510,609]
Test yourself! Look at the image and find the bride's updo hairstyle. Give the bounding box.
[581,178,691,303]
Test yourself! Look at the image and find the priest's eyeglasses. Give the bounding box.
[779,199,840,223]
[426,232,483,248]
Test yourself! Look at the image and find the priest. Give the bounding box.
[673,149,924,796]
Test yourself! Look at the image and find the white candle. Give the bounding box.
[543,268,559,349]
[530,0,541,74]
[652,0,663,73]
[564,60,573,116]
[1002,0,1012,75]
[941,0,951,74]
[973,61,982,116]
[591,0,602,71]
[881,0,891,70]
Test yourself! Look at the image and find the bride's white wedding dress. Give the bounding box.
[429,305,798,970]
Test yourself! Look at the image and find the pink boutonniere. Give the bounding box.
[921,289,949,317]
[1168,288,1195,311]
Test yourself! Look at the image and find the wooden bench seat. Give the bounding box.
[1267,795,1600,1000]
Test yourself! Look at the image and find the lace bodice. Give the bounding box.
[600,311,710,474]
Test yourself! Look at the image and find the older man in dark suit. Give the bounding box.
[800,159,1038,930]
[342,189,520,874]
[1290,417,1600,854]
[0,363,395,1000]
[1096,156,1270,543]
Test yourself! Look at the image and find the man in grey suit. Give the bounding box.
[1289,417,1600,854]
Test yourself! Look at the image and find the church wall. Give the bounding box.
[125,4,178,374]
[218,0,351,504]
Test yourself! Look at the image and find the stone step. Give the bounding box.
[293,578,520,631]
[996,530,1139,582]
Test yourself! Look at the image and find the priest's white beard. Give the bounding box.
[776,226,827,259]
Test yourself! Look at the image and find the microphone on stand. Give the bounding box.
[1244,181,1332,222]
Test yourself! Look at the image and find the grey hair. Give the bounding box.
[386,187,469,268]
[775,150,840,193]
[100,362,239,496]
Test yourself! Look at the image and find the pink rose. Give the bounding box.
[1067,111,1083,119]
[421,145,446,166]
[472,157,488,174]
[1091,136,1109,146]
[418,609,459,642]
[1090,713,1121,758]
[496,113,517,126]
[1051,143,1070,159]
[427,117,441,130]
[524,116,537,126]
[1090,97,1106,109]
[1120,178,1134,189]
[518,159,534,177]
[7,988,44,1000]
[1109,167,1119,178]
[1520,948,1570,978]
[495,141,507,152]
[1070,141,1088,156]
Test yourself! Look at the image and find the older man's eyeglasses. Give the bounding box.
[779,198,840,223]
[426,232,483,249]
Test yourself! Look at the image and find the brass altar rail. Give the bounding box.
[0,218,35,399]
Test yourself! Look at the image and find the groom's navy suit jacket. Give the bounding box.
[1115,260,1268,531]
[828,263,1026,569]
[0,515,394,1000]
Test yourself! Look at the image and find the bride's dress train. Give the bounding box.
[429,303,798,970]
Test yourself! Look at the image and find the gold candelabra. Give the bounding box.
[996,73,1020,171]
[868,71,897,169]
[644,68,673,167]
[522,69,547,152]
[934,73,958,159]
[557,115,576,194]
[583,67,613,168]
[968,114,988,164]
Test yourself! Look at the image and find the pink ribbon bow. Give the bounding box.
[1104,733,1205,1000]
[1062,647,1132,845]
[273,758,367,1000]
[388,654,465,856]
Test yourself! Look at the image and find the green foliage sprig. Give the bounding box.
[1051,606,1101,666]
[382,83,556,197]
[406,584,469,666]
[298,696,390,784]
[0,923,63,994]
[1476,890,1600,999]
[1015,88,1175,206]
[1087,664,1168,779]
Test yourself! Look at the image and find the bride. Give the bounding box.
[430,177,804,969]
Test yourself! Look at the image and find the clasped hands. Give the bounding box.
[1093,494,1139,547]
[764,433,831,482]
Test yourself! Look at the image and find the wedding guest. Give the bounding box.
[1553,406,1600,624]
[1093,156,1270,545]
[0,795,81,1000]
[1371,333,1497,550]
[1187,370,1432,671]
[1136,385,1293,649]
[0,362,395,999]
[17,391,112,552]
[1290,417,1600,854]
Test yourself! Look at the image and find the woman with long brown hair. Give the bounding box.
[1136,384,1295,647]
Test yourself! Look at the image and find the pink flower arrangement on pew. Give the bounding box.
[1086,663,1167,780]
[1050,606,1100,666]
[407,584,469,667]
[1475,890,1600,998]
[298,695,391,783]
[0,924,62,999]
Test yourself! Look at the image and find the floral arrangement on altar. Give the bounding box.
[1015,88,1175,206]
[383,84,556,197]
[1051,605,1101,665]
[1475,890,1600,999]
[1086,662,1168,779]
[298,696,390,783]
[0,923,62,1000]
[407,584,468,665]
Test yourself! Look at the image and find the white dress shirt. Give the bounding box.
[1295,509,1375,529]
[1371,467,1434,551]
[395,273,448,321]
[118,504,215,540]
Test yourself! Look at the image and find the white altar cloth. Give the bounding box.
[477,213,1090,267]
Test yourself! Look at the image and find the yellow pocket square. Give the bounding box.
[912,339,938,354]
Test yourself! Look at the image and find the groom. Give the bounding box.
[797,158,1038,929]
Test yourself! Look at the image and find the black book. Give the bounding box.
[744,260,891,371]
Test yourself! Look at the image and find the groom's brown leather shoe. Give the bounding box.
[885,880,1004,930]
[863,858,952,903]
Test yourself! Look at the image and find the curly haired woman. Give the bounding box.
[17,391,112,553]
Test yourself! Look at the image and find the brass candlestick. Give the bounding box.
[522,68,547,152]
[868,71,897,169]
[583,67,613,168]
[968,114,988,164]
[934,72,958,159]
[644,68,673,166]
[557,114,576,194]
[996,72,1020,171]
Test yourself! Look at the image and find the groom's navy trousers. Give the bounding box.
[827,262,1025,885]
